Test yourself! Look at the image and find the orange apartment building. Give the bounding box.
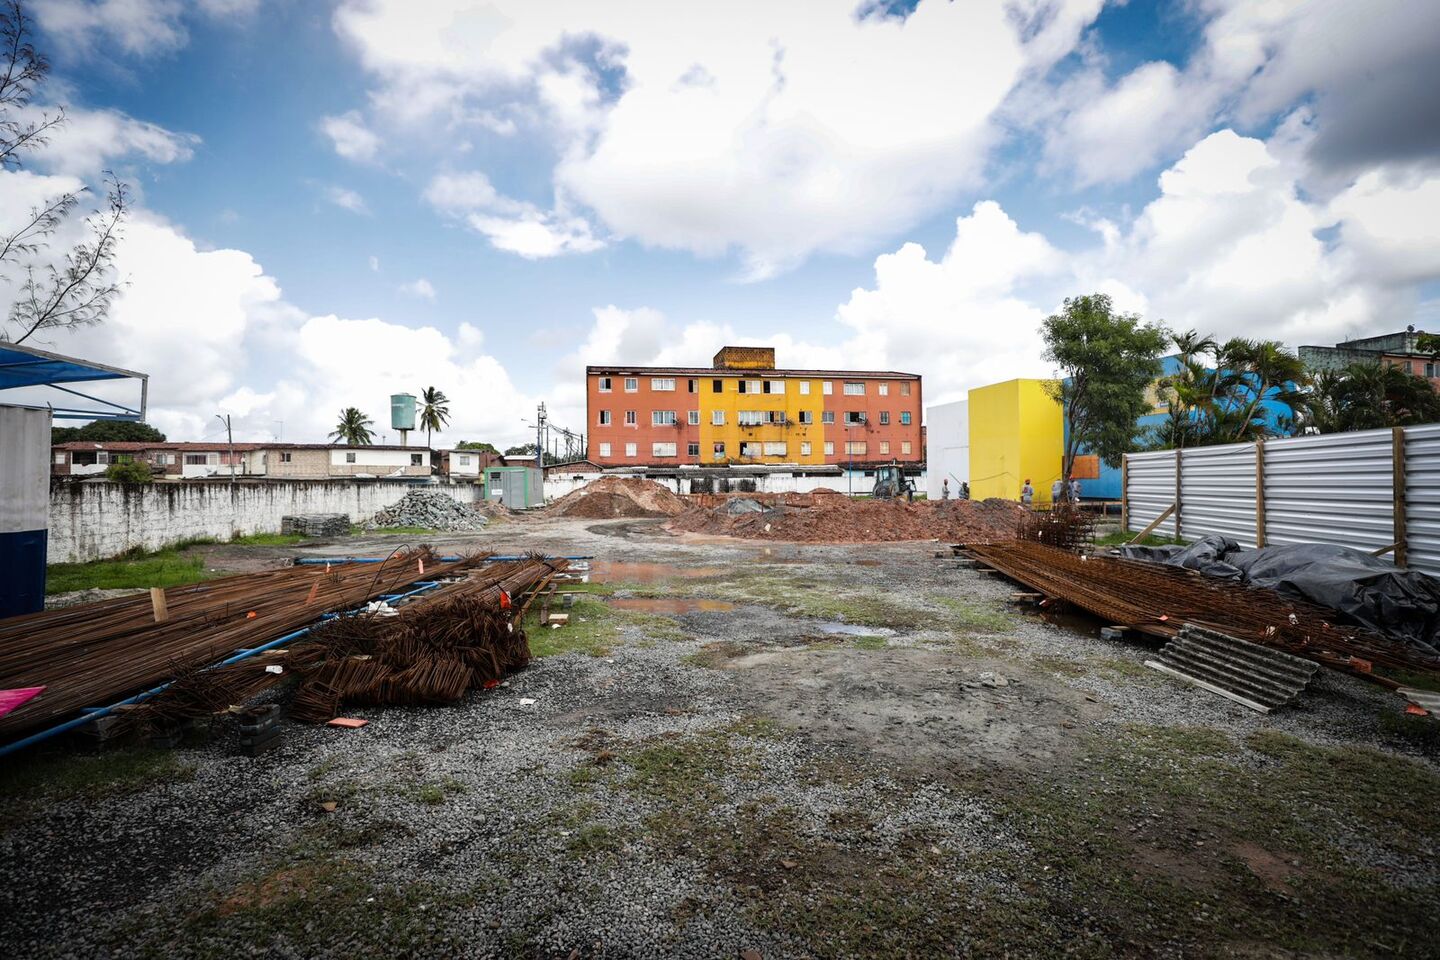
[585,347,922,468]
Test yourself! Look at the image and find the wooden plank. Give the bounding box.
[1127,503,1175,545]
[150,588,169,623]
[1394,426,1408,568]
[1254,440,1266,548]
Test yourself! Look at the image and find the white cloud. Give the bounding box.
[399,277,437,300]
[424,170,604,259]
[319,110,381,163]
[33,0,257,56]
[322,184,369,215]
[333,0,1084,275]
[18,104,198,179]
[368,255,380,272]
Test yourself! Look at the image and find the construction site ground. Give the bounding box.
[6,511,1440,959]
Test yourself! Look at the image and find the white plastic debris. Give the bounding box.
[264,664,284,674]
[518,697,536,706]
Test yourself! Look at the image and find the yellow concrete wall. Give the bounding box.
[967,379,1062,502]
[699,376,825,464]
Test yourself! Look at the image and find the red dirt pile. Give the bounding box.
[669,493,1029,543]
[549,476,688,518]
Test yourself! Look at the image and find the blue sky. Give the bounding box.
[3,0,1438,447]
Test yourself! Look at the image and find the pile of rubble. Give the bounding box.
[669,492,1028,543]
[364,490,490,531]
[549,476,687,518]
[280,513,350,537]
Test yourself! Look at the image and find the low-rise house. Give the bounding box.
[52,441,259,478]
[440,448,502,480]
[246,444,433,479]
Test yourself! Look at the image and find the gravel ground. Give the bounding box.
[4,513,1439,959]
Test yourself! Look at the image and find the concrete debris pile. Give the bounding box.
[280,513,350,537]
[365,490,490,531]
[670,493,1028,543]
[549,476,687,518]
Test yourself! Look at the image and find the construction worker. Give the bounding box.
[1069,478,1082,503]
[1021,478,1034,507]
[941,478,950,501]
[1051,478,1064,503]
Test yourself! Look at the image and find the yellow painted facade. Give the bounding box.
[967,378,1063,503]
[698,375,827,465]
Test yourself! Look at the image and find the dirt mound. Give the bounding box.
[669,494,1027,543]
[549,476,687,518]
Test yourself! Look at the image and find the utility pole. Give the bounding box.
[215,413,235,486]
[535,401,547,471]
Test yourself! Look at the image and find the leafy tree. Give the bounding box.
[105,459,152,484]
[455,440,498,454]
[1041,294,1169,481]
[1146,331,1311,448]
[418,385,450,448]
[1,2,129,345]
[503,442,563,465]
[329,407,375,446]
[1299,361,1440,433]
[1417,331,1439,360]
[52,420,165,443]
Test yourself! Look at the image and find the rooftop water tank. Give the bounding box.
[390,393,416,432]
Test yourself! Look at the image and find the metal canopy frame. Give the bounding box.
[0,341,148,421]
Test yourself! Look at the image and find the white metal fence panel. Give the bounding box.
[1178,444,1257,546]
[1405,424,1440,577]
[1263,428,1394,554]
[1125,450,1176,536]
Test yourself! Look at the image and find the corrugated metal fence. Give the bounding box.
[1123,425,1439,577]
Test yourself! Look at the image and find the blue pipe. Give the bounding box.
[0,580,447,759]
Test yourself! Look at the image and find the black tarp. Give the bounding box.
[1117,535,1440,657]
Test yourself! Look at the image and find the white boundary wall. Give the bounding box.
[49,480,477,563]
[1123,425,1440,576]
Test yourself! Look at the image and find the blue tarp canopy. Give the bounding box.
[0,341,142,388]
[0,341,147,420]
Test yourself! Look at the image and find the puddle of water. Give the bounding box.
[589,560,726,583]
[609,597,738,614]
[1032,606,1103,636]
[815,621,895,637]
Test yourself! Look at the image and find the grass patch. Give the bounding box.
[47,545,210,594]
[525,596,619,657]
[1093,530,1188,548]
[227,531,306,546]
[930,595,1017,632]
[411,778,467,806]
[662,569,927,630]
[851,634,889,650]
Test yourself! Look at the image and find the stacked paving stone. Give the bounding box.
[365,490,490,531]
[280,513,351,537]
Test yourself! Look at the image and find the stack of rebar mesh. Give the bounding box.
[1015,502,1098,551]
[967,541,1440,680]
[0,549,562,741]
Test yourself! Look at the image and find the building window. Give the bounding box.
[843,381,865,396]
[688,442,700,457]
[54,451,65,465]
[738,410,764,426]
[688,378,698,393]
[824,441,835,455]
[624,377,638,392]
[738,379,764,394]
[345,452,356,463]
[878,382,889,396]
[764,380,785,394]
[900,382,911,396]
[797,411,813,424]
[845,411,866,425]
[185,453,207,465]
[625,443,637,458]
[800,442,811,456]
[688,410,700,425]
[879,441,890,455]
[599,409,612,425]
[766,411,787,424]
[798,381,810,395]
[712,410,726,425]
[713,442,726,459]
[1427,362,1437,378]
[901,441,912,455]
[652,378,676,391]
[712,379,723,392]
[900,411,912,425]
[763,441,787,456]
[652,410,677,426]
[410,453,422,466]
[821,411,835,424]
[822,381,833,395]
[652,442,677,457]
[457,455,470,466]
[879,411,890,425]
[599,442,611,457]
[280,452,293,463]
[625,410,637,425]
[846,441,867,455]
[598,376,612,392]
[739,442,761,458]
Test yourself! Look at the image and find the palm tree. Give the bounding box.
[329,407,375,446]
[418,386,451,448]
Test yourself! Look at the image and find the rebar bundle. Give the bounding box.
[1016,503,1097,551]
[0,548,487,740]
[968,541,1440,677]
